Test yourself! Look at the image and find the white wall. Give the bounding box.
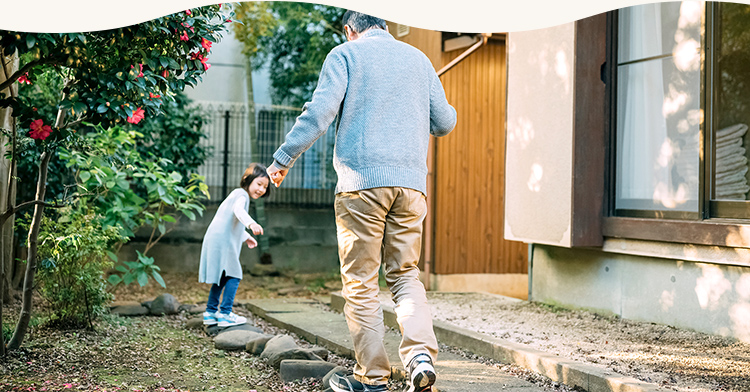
[184,28,272,105]
[504,23,576,247]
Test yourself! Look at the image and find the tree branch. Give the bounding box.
[0,200,60,227]
[0,60,44,93]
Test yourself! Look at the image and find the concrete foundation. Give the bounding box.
[119,205,339,274]
[427,273,529,300]
[530,244,750,342]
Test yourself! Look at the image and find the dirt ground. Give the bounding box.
[4,272,749,391]
[424,292,750,392]
[114,272,750,391]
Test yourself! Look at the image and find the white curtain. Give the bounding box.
[618,3,671,208]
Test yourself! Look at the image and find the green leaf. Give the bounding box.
[152,271,166,288]
[123,273,135,286]
[183,210,196,220]
[96,103,109,113]
[26,35,36,49]
[108,275,123,285]
[162,215,177,223]
[115,265,128,273]
[106,250,118,262]
[79,171,91,182]
[136,271,149,287]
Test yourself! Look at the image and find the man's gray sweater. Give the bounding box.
[272,28,457,195]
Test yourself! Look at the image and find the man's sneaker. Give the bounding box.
[202,311,218,326]
[329,372,389,392]
[406,354,436,392]
[216,312,247,327]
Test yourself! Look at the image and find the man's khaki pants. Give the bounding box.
[335,187,438,385]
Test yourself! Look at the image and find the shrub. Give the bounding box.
[36,210,126,329]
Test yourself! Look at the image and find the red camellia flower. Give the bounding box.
[17,73,31,85]
[161,70,169,78]
[185,9,192,16]
[201,38,212,52]
[131,64,144,78]
[180,31,189,41]
[28,119,53,140]
[181,22,195,33]
[190,52,211,71]
[126,107,145,124]
[149,92,161,99]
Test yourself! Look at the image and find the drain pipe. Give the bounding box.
[424,33,492,291]
[437,33,492,77]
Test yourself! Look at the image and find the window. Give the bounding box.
[612,2,750,220]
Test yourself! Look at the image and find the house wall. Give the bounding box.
[437,40,527,275]
[505,23,576,247]
[530,243,750,342]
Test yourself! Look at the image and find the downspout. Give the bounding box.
[424,33,492,291]
[436,33,492,77]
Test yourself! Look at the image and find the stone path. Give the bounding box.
[241,298,548,392]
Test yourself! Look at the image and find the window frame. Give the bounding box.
[603,2,750,247]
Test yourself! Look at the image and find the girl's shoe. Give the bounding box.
[202,311,218,326]
[216,312,247,327]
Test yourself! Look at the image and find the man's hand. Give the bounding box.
[267,162,289,188]
[245,237,258,249]
[249,223,264,236]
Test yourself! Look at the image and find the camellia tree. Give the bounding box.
[0,4,234,351]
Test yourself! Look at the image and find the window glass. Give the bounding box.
[714,3,750,200]
[615,2,702,212]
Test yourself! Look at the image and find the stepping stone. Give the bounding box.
[260,335,324,369]
[215,330,265,351]
[206,323,263,336]
[110,301,149,316]
[246,335,275,355]
[280,359,338,382]
[149,293,180,315]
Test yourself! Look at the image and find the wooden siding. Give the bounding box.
[435,41,527,274]
[387,25,528,275]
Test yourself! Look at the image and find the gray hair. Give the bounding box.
[342,10,386,33]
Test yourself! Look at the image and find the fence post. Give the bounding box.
[222,110,230,199]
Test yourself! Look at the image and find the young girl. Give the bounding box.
[199,162,270,327]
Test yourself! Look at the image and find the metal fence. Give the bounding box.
[195,101,336,207]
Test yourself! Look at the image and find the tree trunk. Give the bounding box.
[1,46,19,356]
[245,59,271,262]
[6,150,52,350]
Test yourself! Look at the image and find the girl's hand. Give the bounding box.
[245,237,258,249]
[249,223,264,236]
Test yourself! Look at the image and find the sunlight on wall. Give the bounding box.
[507,116,535,149]
[729,303,750,341]
[659,289,675,312]
[694,264,732,310]
[730,274,750,341]
[527,163,543,192]
[555,50,570,94]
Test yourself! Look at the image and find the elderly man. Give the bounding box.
[267,10,457,392]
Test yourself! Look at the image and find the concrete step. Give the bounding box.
[242,298,548,392]
[330,292,664,392]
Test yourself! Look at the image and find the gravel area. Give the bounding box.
[417,292,750,392]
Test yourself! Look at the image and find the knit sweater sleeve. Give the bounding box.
[428,71,457,137]
[272,51,348,169]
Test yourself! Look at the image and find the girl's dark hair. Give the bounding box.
[240,162,271,198]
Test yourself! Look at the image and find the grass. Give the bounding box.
[0,271,348,392]
[0,312,277,391]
